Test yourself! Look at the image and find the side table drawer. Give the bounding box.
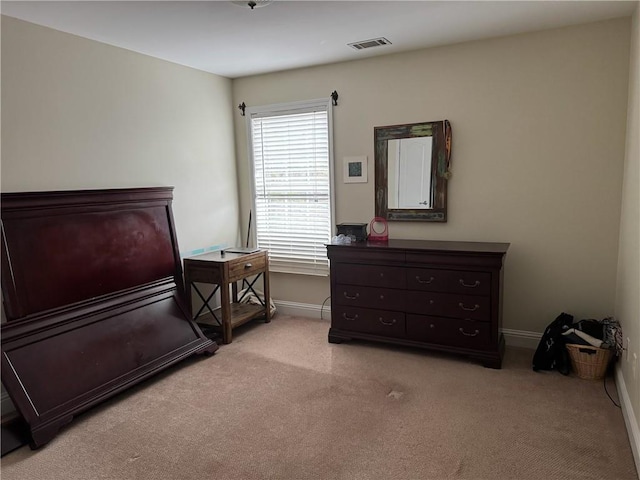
[228,252,266,282]
[406,315,492,349]
[333,306,405,338]
[184,262,223,284]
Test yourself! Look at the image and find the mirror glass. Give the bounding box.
[375,120,451,221]
[387,137,434,209]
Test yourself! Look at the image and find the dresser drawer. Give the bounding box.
[405,291,490,321]
[333,264,405,289]
[406,268,491,296]
[333,306,405,338]
[406,315,491,349]
[335,284,405,311]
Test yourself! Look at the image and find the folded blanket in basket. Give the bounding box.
[562,328,603,348]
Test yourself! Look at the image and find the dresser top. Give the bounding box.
[327,239,509,254]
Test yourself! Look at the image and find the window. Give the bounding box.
[247,99,334,276]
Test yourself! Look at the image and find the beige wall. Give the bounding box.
[1,16,241,254]
[616,4,640,438]
[233,18,631,333]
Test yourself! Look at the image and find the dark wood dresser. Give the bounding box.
[327,239,509,368]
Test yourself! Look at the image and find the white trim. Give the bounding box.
[501,328,542,349]
[327,101,336,236]
[274,300,328,320]
[616,364,640,477]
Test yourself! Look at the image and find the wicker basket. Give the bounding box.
[566,343,612,380]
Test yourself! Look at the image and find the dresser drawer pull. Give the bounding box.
[379,317,396,326]
[343,292,360,300]
[416,276,435,284]
[459,328,480,337]
[458,302,480,311]
[244,263,253,269]
[459,279,480,288]
[342,313,358,321]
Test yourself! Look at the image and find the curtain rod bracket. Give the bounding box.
[238,102,246,116]
[331,91,339,106]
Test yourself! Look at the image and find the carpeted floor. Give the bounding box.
[1,314,637,480]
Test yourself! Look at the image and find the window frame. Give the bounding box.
[245,98,336,276]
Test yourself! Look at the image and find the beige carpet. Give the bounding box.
[1,315,637,480]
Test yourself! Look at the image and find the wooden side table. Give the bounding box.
[184,249,270,344]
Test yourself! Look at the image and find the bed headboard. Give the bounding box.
[1,187,217,448]
[1,187,184,320]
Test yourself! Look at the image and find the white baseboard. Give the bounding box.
[274,300,329,320]
[616,365,640,477]
[501,328,541,349]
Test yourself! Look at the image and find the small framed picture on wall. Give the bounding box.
[343,156,368,183]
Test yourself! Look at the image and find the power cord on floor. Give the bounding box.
[603,373,621,408]
[320,296,331,320]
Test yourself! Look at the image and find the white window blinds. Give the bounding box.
[248,100,334,276]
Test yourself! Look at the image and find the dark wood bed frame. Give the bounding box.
[1,187,218,448]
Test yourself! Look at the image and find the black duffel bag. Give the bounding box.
[532,312,573,375]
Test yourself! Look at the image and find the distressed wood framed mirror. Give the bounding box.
[374,120,452,221]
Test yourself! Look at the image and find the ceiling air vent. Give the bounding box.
[348,37,392,51]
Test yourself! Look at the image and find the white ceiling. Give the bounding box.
[1,1,637,79]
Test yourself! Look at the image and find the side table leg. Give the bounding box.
[264,256,271,323]
[221,281,232,344]
[232,281,238,303]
